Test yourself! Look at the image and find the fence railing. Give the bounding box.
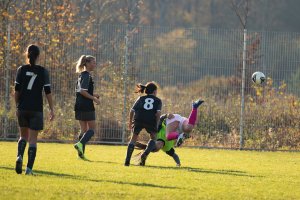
[1,22,299,150]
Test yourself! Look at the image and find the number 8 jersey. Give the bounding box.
[15,65,51,112]
[131,94,162,126]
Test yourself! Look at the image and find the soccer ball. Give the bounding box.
[251,71,266,84]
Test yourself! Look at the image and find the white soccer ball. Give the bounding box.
[251,71,266,84]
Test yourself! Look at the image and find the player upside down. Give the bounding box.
[134,99,204,166]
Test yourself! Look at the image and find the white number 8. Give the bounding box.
[143,98,154,110]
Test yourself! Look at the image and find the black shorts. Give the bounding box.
[132,121,157,135]
[17,110,43,131]
[75,111,95,121]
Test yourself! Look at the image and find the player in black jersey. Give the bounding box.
[73,55,100,159]
[125,82,162,166]
[14,44,54,175]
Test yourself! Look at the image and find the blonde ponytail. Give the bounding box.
[75,55,86,73]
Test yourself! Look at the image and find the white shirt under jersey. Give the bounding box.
[166,114,188,133]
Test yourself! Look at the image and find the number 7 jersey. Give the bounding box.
[15,65,50,112]
[131,94,162,125]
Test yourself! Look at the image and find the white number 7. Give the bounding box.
[26,72,37,90]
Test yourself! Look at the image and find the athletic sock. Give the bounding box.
[17,138,27,157]
[166,132,179,140]
[80,130,94,145]
[78,133,85,153]
[27,144,37,170]
[188,108,197,125]
[143,140,156,156]
[125,143,135,164]
[172,153,181,165]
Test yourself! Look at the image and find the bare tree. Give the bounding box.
[230,0,250,28]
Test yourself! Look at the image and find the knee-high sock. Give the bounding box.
[78,133,85,153]
[166,132,179,140]
[125,143,135,164]
[188,108,198,125]
[17,138,27,157]
[143,140,156,156]
[80,130,94,145]
[27,144,37,170]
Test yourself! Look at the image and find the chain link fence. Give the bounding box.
[1,22,299,150]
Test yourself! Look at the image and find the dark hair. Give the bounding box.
[26,44,40,66]
[135,81,158,94]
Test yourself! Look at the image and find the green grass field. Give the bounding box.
[0,141,299,200]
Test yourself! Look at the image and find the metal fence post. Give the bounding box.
[239,28,247,149]
[4,23,11,139]
[122,31,129,144]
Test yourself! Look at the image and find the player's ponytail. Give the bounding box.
[75,55,95,73]
[135,83,146,93]
[26,44,40,66]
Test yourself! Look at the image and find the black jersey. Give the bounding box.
[74,71,95,112]
[131,94,162,126]
[15,65,50,112]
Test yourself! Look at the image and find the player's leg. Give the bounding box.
[74,111,95,158]
[125,131,139,166]
[15,111,30,174]
[79,120,95,150]
[139,131,156,166]
[15,127,29,174]
[183,99,204,132]
[25,129,38,175]
[166,148,181,167]
[78,121,88,154]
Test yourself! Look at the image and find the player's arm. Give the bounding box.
[79,72,100,104]
[128,109,134,130]
[44,69,54,121]
[14,66,22,111]
[155,99,162,130]
[79,90,100,104]
[129,97,139,130]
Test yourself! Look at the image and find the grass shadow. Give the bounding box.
[0,165,178,189]
[143,165,261,177]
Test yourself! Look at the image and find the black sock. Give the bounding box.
[17,138,27,158]
[27,145,37,170]
[172,153,181,165]
[125,143,135,164]
[78,133,85,153]
[80,130,94,145]
[143,140,156,156]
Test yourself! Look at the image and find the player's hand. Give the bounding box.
[94,94,100,99]
[93,97,100,105]
[49,110,55,121]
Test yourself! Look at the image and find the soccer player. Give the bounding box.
[14,44,55,175]
[125,82,162,166]
[73,55,100,159]
[134,99,204,166]
[166,99,204,145]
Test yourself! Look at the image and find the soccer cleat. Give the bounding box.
[175,133,186,147]
[15,155,23,174]
[176,163,181,167]
[74,142,84,159]
[25,167,34,175]
[192,99,204,109]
